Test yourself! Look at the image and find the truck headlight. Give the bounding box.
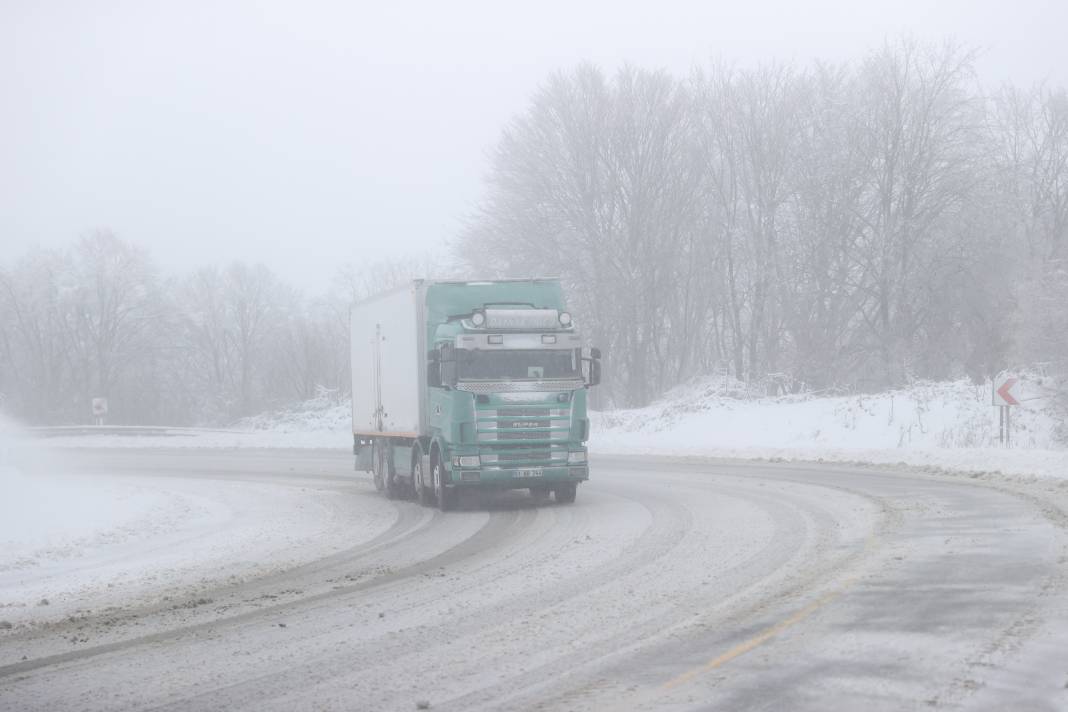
[453,455,481,468]
[567,451,587,464]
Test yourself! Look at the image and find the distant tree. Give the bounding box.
[0,248,77,422]
[460,64,704,406]
[993,84,1068,261]
[66,232,165,422]
[849,40,984,384]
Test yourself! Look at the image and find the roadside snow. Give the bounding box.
[590,378,1068,480]
[0,456,175,576]
[0,417,393,628]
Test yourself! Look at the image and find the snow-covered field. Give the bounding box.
[591,377,1068,480]
[0,416,395,629]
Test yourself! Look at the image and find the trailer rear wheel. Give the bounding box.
[376,443,400,500]
[371,441,386,492]
[554,483,577,504]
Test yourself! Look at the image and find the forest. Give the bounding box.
[2,40,1066,422]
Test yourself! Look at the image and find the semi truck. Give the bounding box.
[350,278,601,510]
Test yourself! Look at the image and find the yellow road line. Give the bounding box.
[663,534,879,690]
[663,588,843,689]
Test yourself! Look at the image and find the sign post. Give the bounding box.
[992,376,1019,447]
[91,397,108,426]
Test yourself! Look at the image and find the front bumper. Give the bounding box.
[448,464,588,489]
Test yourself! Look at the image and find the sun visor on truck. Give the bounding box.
[483,309,561,330]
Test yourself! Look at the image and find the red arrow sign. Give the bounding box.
[996,377,1019,406]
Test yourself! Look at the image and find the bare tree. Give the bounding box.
[994,84,1068,261]
[850,40,983,384]
[0,249,77,422]
[66,232,164,421]
[460,64,704,405]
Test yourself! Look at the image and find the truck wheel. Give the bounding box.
[377,445,400,500]
[530,487,551,502]
[413,452,432,506]
[371,442,385,492]
[554,483,577,504]
[432,459,457,512]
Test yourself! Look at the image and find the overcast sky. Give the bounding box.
[4,0,1066,292]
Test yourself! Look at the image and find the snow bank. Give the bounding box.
[1,418,163,571]
[591,378,1068,480]
[0,416,191,621]
[0,414,394,627]
[234,394,351,434]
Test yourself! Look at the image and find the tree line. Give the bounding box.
[0,232,440,425]
[3,39,1067,423]
[460,39,1068,407]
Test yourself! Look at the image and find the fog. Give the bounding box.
[3,1,1066,291]
[6,7,1068,707]
[3,2,1068,423]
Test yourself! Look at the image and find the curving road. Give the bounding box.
[2,449,1067,711]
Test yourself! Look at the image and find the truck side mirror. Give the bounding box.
[580,347,602,387]
[588,358,601,387]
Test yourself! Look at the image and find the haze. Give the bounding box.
[3,0,1066,291]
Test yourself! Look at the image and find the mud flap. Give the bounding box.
[354,438,373,472]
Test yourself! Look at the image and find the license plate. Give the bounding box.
[514,468,543,479]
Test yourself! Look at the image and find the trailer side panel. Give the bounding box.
[350,283,422,436]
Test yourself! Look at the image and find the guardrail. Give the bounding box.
[27,426,244,438]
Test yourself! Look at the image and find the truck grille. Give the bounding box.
[496,407,549,417]
[476,403,572,446]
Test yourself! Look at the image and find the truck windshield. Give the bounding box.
[457,349,579,380]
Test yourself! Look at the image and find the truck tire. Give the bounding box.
[413,451,433,506]
[371,441,386,492]
[432,458,457,512]
[554,483,577,504]
[377,443,400,500]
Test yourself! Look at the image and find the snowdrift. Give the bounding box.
[590,378,1068,480]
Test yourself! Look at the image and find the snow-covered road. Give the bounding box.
[1,449,1067,711]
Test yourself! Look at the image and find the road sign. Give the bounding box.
[91,397,108,417]
[993,377,1019,406]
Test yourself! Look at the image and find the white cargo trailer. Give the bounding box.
[349,282,427,439]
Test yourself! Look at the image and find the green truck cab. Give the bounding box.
[351,279,600,510]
